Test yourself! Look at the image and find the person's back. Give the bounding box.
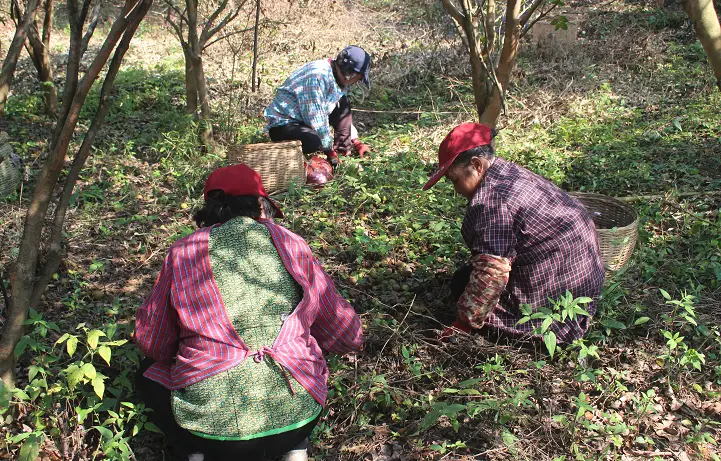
[426,123,605,344]
[264,59,337,129]
[135,164,363,461]
[465,158,605,314]
[170,216,322,440]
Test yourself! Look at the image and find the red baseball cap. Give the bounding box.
[203,163,283,217]
[422,123,493,191]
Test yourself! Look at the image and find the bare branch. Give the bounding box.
[485,0,495,57]
[481,0,522,124]
[520,3,560,39]
[41,0,53,46]
[201,2,244,47]
[519,0,546,26]
[80,3,101,58]
[203,25,253,50]
[440,0,464,24]
[251,0,260,91]
[79,0,93,26]
[204,0,231,31]
[164,0,188,25]
[166,6,188,47]
[9,0,22,24]
[31,0,153,309]
[0,0,42,114]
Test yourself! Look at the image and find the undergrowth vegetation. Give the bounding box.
[1,0,720,460]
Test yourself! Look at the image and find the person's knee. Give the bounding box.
[301,136,325,154]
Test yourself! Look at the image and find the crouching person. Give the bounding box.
[423,123,605,345]
[134,164,363,461]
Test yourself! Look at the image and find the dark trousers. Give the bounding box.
[268,95,353,154]
[450,265,472,304]
[135,359,319,461]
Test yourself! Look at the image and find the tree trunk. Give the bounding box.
[0,0,154,388]
[26,0,58,116]
[251,0,260,92]
[186,0,213,146]
[194,54,214,146]
[0,0,42,116]
[469,50,490,120]
[481,0,522,127]
[683,0,721,90]
[184,49,199,114]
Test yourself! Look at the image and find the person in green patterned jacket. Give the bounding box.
[134,164,363,461]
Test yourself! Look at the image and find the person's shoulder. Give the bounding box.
[168,227,210,252]
[302,59,332,74]
[261,219,310,245]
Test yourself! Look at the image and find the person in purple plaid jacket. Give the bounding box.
[423,123,605,345]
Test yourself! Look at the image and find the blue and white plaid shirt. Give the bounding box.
[264,59,346,151]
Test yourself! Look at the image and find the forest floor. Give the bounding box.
[1,0,721,460]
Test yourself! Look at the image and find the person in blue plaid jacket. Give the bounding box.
[264,45,371,167]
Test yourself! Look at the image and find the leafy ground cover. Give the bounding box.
[1,1,721,460]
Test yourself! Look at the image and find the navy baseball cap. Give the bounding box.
[337,45,371,86]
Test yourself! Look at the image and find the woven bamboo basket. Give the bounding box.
[227,140,305,194]
[570,192,638,272]
[0,133,21,197]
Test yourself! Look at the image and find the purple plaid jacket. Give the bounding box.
[461,158,605,343]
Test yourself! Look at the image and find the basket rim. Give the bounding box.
[569,191,639,230]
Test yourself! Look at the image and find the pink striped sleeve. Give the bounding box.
[309,258,363,355]
[135,250,180,362]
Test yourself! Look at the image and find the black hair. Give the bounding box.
[193,190,277,228]
[451,129,499,168]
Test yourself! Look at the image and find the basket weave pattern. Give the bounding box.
[227,140,305,194]
[0,132,21,197]
[570,192,638,272]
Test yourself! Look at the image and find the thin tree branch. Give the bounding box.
[202,25,253,50]
[520,3,560,40]
[251,0,260,92]
[42,0,53,46]
[0,0,42,114]
[519,0,546,26]
[440,0,464,23]
[166,6,188,48]
[204,0,231,32]
[80,3,101,58]
[164,0,189,27]
[54,0,85,150]
[0,267,9,317]
[79,0,93,26]
[31,0,153,308]
[200,2,244,47]
[485,0,495,57]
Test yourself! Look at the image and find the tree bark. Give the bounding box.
[25,0,58,116]
[195,55,214,146]
[31,0,152,311]
[0,0,42,116]
[251,0,260,92]
[683,0,721,90]
[184,49,199,114]
[440,0,491,119]
[186,0,213,145]
[0,0,154,388]
[481,0,522,126]
[165,0,245,142]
